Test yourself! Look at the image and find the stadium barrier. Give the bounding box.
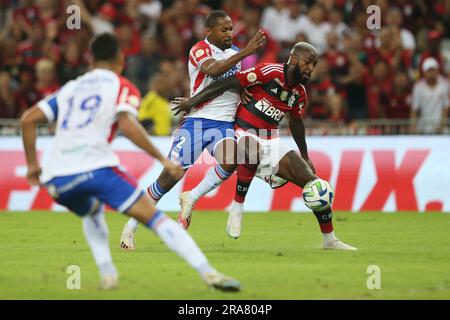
[1,118,449,136]
[1,136,449,213]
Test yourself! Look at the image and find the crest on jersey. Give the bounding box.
[195,49,205,58]
[280,91,288,101]
[247,72,257,83]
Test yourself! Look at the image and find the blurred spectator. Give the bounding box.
[298,3,331,55]
[57,40,88,85]
[124,33,161,94]
[365,60,393,118]
[35,58,59,98]
[233,5,279,69]
[385,7,415,51]
[116,23,141,59]
[74,0,115,35]
[138,73,172,135]
[411,58,449,134]
[380,71,412,119]
[35,0,60,42]
[306,58,336,119]
[139,0,163,35]
[324,31,348,94]
[261,0,293,44]
[327,93,345,123]
[18,21,45,67]
[0,36,23,81]
[13,66,41,117]
[327,7,350,40]
[418,30,446,77]
[0,71,16,118]
[337,33,369,121]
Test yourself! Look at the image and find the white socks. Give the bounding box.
[323,231,337,243]
[229,200,244,212]
[124,217,140,233]
[190,165,232,202]
[82,210,117,278]
[147,211,215,275]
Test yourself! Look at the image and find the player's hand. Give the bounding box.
[26,165,42,186]
[162,159,185,180]
[305,158,316,174]
[171,97,193,116]
[240,88,253,105]
[242,30,266,56]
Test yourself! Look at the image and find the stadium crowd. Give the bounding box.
[0,0,449,135]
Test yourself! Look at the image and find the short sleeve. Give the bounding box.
[37,91,59,122]
[290,86,308,119]
[116,77,142,116]
[189,42,213,68]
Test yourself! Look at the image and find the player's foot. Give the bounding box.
[226,209,243,239]
[323,239,358,251]
[100,274,118,290]
[202,271,241,292]
[120,229,135,251]
[178,191,195,230]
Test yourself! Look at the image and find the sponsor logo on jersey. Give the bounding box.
[280,91,288,101]
[211,65,240,80]
[254,98,285,122]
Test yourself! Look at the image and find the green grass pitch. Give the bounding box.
[1,210,449,299]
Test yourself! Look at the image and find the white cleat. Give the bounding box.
[202,271,241,292]
[177,191,195,230]
[100,274,118,290]
[226,210,243,239]
[323,239,358,251]
[120,230,135,251]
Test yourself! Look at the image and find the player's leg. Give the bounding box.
[274,151,357,250]
[226,134,262,238]
[178,122,236,229]
[81,200,119,289]
[97,167,240,291]
[43,174,119,289]
[120,168,186,250]
[121,120,196,246]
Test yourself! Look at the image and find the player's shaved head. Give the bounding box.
[91,33,121,62]
[290,42,318,58]
[204,10,230,28]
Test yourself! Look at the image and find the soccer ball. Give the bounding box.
[302,179,334,211]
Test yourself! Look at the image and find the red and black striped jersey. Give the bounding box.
[234,63,307,134]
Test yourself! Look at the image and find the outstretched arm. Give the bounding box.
[172,76,243,116]
[288,115,316,173]
[201,30,265,77]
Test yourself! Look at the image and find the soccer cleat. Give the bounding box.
[100,275,118,290]
[226,209,243,239]
[177,191,195,230]
[120,230,135,251]
[202,271,241,292]
[323,239,358,251]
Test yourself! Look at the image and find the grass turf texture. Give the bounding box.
[0,210,449,300]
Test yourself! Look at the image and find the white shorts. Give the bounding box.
[235,129,292,189]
